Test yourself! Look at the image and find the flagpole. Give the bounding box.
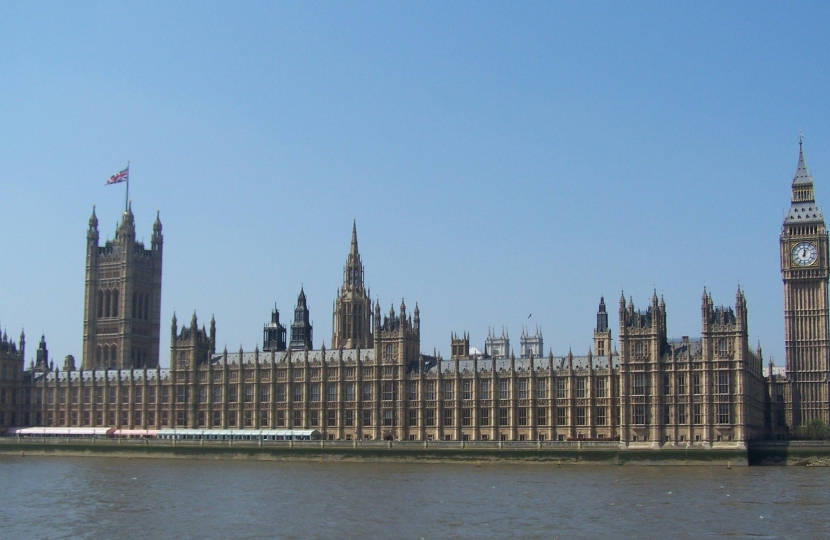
[125,160,130,212]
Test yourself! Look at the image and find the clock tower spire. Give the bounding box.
[780,136,830,429]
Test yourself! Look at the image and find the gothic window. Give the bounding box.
[443,409,454,427]
[327,384,336,402]
[276,384,285,402]
[664,375,671,395]
[499,379,509,400]
[537,379,547,399]
[576,407,586,426]
[105,290,111,318]
[384,345,393,362]
[111,345,117,363]
[499,409,509,427]
[344,410,354,427]
[693,404,702,424]
[244,385,254,403]
[693,374,701,395]
[480,380,491,400]
[664,405,671,425]
[112,289,119,317]
[293,385,303,403]
[345,383,355,402]
[362,383,372,401]
[425,381,435,401]
[462,380,472,400]
[383,409,395,427]
[678,404,686,424]
[557,408,566,426]
[444,381,454,400]
[717,403,730,424]
[717,339,728,357]
[409,409,418,427]
[98,291,104,318]
[518,408,528,426]
[717,372,730,395]
[537,408,547,426]
[408,382,418,401]
[595,378,606,398]
[633,404,646,424]
[633,374,646,396]
[480,409,490,426]
[518,379,528,399]
[678,374,686,395]
[96,346,102,366]
[634,341,644,357]
[425,409,435,426]
[132,292,137,318]
[576,378,586,398]
[103,346,110,364]
[557,379,566,399]
[383,382,395,401]
[596,407,606,426]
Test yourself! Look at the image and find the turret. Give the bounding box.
[87,206,99,246]
[152,210,163,251]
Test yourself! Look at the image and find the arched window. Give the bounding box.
[96,346,102,366]
[97,291,104,318]
[634,342,644,356]
[103,346,110,363]
[718,339,728,357]
[111,345,117,364]
[104,290,111,318]
[112,289,119,317]
[144,294,150,320]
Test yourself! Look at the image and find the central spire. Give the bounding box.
[351,218,359,257]
[343,220,364,289]
[793,134,814,188]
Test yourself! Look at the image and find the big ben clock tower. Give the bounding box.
[780,137,830,428]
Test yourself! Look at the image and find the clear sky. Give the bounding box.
[1,2,829,368]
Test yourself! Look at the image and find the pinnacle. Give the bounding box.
[793,136,813,186]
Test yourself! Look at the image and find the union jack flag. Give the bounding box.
[106,166,129,185]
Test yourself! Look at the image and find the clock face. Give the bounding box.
[792,242,818,267]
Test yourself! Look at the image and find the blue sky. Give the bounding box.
[1,2,829,367]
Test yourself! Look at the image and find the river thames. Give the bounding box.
[0,456,828,539]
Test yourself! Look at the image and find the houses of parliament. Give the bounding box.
[0,142,827,446]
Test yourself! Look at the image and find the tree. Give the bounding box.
[794,418,830,440]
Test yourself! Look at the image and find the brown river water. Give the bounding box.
[0,456,828,539]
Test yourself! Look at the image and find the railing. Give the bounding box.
[1,436,622,451]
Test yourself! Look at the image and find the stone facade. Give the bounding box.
[772,139,830,429]
[2,141,829,444]
[0,330,27,429]
[82,204,163,370]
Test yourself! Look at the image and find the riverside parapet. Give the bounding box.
[0,438,755,465]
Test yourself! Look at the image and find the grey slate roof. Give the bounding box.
[211,348,375,366]
[785,203,824,224]
[437,354,619,374]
